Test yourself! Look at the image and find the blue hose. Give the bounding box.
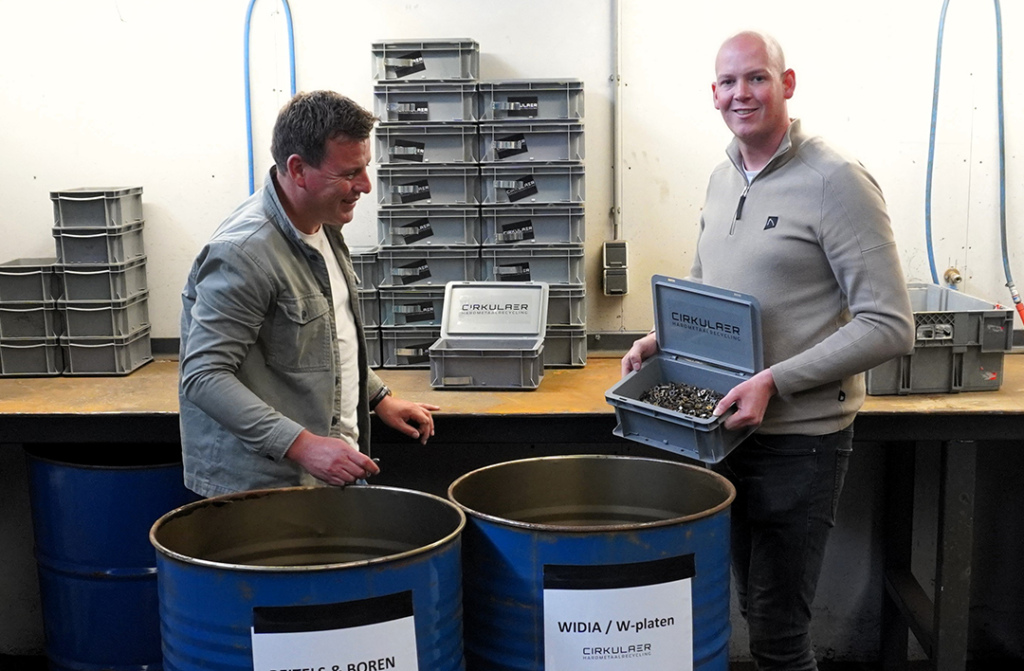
[244,0,297,195]
[925,0,1012,298]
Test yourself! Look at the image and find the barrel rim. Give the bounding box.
[149,484,466,572]
[447,454,736,531]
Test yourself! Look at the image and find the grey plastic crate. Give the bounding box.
[372,38,479,82]
[379,286,446,327]
[478,121,584,163]
[543,326,587,368]
[50,187,143,228]
[61,327,153,376]
[378,246,481,287]
[57,256,148,302]
[428,281,548,389]
[605,276,764,464]
[378,206,481,247]
[381,326,439,368]
[365,328,382,369]
[349,247,380,289]
[0,258,60,303]
[481,245,584,284]
[374,82,478,123]
[53,221,145,264]
[357,288,380,328]
[375,123,479,165]
[0,336,63,377]
[377,165,480,206]
[547,284,587,326]
[478,80,584,121]
[865,283,1015,395]
[0,302,61,339]
[481,205,585,245]
[481,164,584,205]
[58,292,150,338]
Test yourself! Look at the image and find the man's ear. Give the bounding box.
[783,68,796,100]
[285,154,307,187]
[712,82,721,110]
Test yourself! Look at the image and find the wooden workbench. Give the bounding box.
[2,353,1022,670]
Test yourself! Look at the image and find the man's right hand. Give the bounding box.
[285,429,380,485]
[620,332,659,377]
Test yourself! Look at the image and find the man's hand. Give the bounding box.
[621,332,659,377]
[713,368,777,431]
[374,394,439,445]
[285,429,379,485]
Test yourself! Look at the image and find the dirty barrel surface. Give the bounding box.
[149,485,466,671]
[448,454,735,671]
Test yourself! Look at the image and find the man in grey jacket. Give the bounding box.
[180,91,437,498]
[622,32,914,670]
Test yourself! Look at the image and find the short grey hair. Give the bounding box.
[271,91,377,170]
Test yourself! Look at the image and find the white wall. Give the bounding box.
[1,0,1021,339]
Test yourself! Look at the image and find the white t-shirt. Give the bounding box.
[294,225,361,451]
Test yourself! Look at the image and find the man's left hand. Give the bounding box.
[374,394,439,445]
[713,368,777,431]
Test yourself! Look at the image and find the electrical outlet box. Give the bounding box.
[603,240,629,268]
[604,268,628,296]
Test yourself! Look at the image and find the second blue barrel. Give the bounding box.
[448,455,735,670]
[149,485,466,671]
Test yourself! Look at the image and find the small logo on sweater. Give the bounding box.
[764,216,779,230]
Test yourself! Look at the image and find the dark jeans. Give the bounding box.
[713,428,854,671]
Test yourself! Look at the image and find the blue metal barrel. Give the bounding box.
[25,444,196,671]
[149,485,466,671]
[448,455,735,671]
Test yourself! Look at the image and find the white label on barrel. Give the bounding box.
[542,555,694,670]
[250,591,419,671]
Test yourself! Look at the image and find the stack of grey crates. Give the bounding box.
[0,257,64,376]
[373,38,483,368]
[50,187,152,375]
[477,78,587,367]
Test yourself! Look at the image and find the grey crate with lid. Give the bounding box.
[59,292,150,338]
[865,283,1015,395]
[381,326,440,368]
[377,165,480,207]
[375,123,479,165]
[429,281,547,389]
[51,187,143,228]
[0,258,60,303]
[481,245,584,285]
[61,327,152,376]
[57,257,148,302]
[365,328,382,369]
[477,79,584,122]
[378,206,481,247]
[0,336,63,377]
[547,283,586,326]
[357,288,380,328]
[478,121,584,163]
[380,286,446,327]
[543,325,587,368]
[481,205,584,245]
[372,38,479,82]
[349,247,381,289]
[53,221,145,264]
[481,164,584,205]
[0,302,61,339]
[605,275,764,464]
[378,246,481,288]
[374,82,478,123]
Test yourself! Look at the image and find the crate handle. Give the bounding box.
[0,341,47,349]
[0,268,46,276]
[916,323,952,341]
[395,347,427,356]
[385,57,421,68]
[58,230,113,240]
[53,194,111,202]
[59,267,113,276]
[392,184,430,194]
[63,304,116,313]
[442,376,474,386]
[0,305,45,313]
[493,139,525,150]
[389,145,423,156]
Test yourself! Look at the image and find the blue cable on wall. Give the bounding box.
[244,0,297,196]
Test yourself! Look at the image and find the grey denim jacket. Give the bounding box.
[179,169,383,497]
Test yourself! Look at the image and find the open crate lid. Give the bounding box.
[652,275,763,376]
[439,281,548,339]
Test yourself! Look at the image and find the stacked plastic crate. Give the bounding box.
[0,258,63,376]
[372,39,483,368]
[50,188,152,375]
[477,79,587,367]
[349,245,382,368]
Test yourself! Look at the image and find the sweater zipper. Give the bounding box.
[731,183,750,235]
